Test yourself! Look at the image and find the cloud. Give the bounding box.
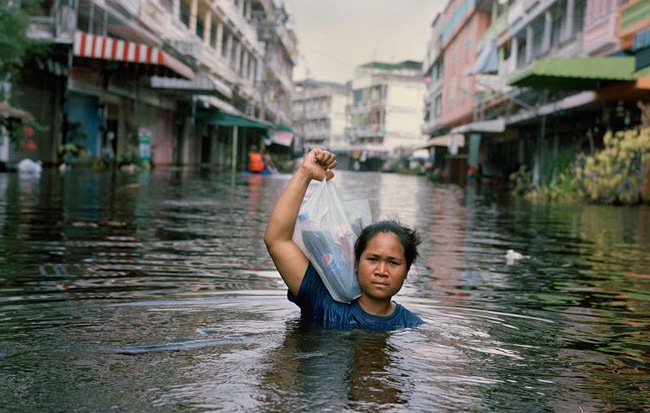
[285,0,444,82]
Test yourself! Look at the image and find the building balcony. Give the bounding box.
[619,0,650,50]
[345,125,385,141]
[346,103,370,115]
[107,0,141,19]
[482,12,508,41]
[422,119,443,135]
[216,0,259,48]
[28,15,75,44]
[347,100,385,115]
[305,130,330,140]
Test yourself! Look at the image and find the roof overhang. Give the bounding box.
[507,57,637,90]
[200,112,273,129]
[451,118,505,134]
[0,102,33,120]
[344,145,391,154]
[73,31,194,80]
[150,71,231,99]
[415,134,465,149]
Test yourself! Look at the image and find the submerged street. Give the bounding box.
[0,168,648,411]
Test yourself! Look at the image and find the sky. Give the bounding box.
[282,0,446,84]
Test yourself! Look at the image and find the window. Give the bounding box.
[180,1,191,28]
[230,40,239,69]
[573,0,586,34]
[160,0,173,13]
[551,7,565,46]
[196,14,204,39]
[210,19,218,48]
[221,28,231,58]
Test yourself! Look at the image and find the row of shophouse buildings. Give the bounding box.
[1,0,297,172]
[419,0,650,185]
[292,61,427,171]
[293,0,650,184]
[2,0,650,184]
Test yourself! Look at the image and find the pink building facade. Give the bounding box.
[439,0,492,128]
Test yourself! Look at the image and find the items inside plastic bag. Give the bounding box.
[293,179,372,303]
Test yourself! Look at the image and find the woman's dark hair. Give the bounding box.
[354,219,421,270]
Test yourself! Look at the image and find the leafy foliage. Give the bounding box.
[520,128,650,205]
[0,1,32,72]
[0,1,49,144]
[575,128,650,205]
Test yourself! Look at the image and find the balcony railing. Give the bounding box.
[619,0,650,49]
[345,126,385,140]
[482,12,508,42]
[107,0,141,19]
[620,0,650,36]
[28,6,76,43]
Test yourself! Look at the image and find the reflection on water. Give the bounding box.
[0,168,649,412]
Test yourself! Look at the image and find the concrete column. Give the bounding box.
[235,42,242,72]
[242,50,249,78]
[511,35,519,71]
[543,11,552,53]
[250,56,257,82]
[173,0,180,20]
[0,127,9,163]
[204,11,212,46]
[245,0,252,20]
[226,35,233,66]
[216,21,223,54]
[468,133,481,169]
[189,0,198,34]
[116,98,127,161]
[526,25,533,63]
[565,0,575,42]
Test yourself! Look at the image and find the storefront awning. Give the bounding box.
[451,118,505,134]
[73,31,194,80]
[202,112,273,129]
[416,134,465,149]
[270,131,294,146]
[0,102,32,120]
[150,71,231,98]
[272,123,294,133]
[508,57,637,90]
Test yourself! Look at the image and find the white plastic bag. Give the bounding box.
[293,179,372,303]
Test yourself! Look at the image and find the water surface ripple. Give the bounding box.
[0,168,648,412]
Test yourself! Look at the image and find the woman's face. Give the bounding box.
[355,232,408,301]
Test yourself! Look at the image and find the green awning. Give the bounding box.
[634,64,650,77]
[200,112,272,129]
[272,123,294,133]
[508,57,638,90]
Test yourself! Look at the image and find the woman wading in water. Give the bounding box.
[264,149,423,331]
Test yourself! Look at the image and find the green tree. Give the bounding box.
[0,0,47,143]
[0,1,32,94]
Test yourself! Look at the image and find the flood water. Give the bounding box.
[0,167,648,412]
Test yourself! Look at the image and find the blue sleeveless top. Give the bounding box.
[288,263,423,331]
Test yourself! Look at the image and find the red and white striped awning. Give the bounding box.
[73,31,194,80]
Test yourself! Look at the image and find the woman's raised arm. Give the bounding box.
[264,149,337,296]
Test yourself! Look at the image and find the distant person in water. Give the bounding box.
[248,145,266,173]
[264,148,423,331]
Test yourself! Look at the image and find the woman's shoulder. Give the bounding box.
[394,303,424,327]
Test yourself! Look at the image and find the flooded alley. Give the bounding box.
[0,168,648,411]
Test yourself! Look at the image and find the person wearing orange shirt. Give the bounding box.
[248,146,265,173]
